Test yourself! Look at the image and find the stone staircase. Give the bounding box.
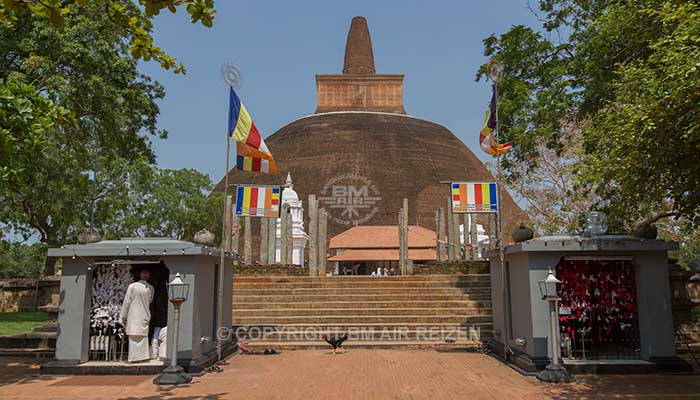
[232,274,493,350]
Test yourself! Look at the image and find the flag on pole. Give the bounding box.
[228,87,277,175]
[479,85,513,156]
[234,185,281,217]
[236,142,278,175]
[451,182,498,213]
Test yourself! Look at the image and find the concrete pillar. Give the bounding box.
[401,199,409,274]
[435,209,442,262]
[267,218,276,265]
[446,198,455,261]
[308,194,318,275]
[223,195,233,253]
[285,209,293,265]
[260,218,269,265]
[318,208,328,276]
[437,207,446,262]
[462,214,469,261]
[452,212,460,260]
[243,216,252,265]
[398,211,404,273]
[280,203,289,265]
[231,212,240,264]
[470,214,478,260]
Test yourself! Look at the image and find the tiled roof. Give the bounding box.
[329,225,436,249]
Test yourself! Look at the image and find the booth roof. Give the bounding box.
[483,234,678,258]
[47,238,236,259]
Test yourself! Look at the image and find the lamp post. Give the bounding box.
[154,273,192,385]
[536,268,572,383]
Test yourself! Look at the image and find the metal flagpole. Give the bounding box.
[488,59,511,360]
[217,62,240,363]
[217,132,230,363]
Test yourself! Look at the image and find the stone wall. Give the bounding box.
[413,261,490,275]
[233,265,308,276]
[0,277,60,312]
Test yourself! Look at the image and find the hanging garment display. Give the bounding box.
[91,264,132,338]
[556,259,638,347]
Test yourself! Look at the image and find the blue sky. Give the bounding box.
[141,0,541,182]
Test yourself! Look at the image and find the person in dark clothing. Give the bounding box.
[149,270,169,359]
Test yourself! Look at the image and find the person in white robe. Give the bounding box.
[120,268,154,363]
[157,326,167,360]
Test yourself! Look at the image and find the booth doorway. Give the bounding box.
[88,261,169,362]
[556,258,641,360]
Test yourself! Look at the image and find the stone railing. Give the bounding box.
[0,277,60,312]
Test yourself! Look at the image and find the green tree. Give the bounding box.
[0,3,165,273]
[479,0,700,232]
[100,164,224,244]
[0,0,216,74]
[0,241,47,278]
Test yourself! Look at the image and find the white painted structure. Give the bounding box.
[275,173,308,265]
[459,215,490,259]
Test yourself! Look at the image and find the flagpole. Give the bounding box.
[217,121,231,364]
[217,63,241,364]
[488,59,511,361]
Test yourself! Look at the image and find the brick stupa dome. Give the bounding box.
[216,16,527,242]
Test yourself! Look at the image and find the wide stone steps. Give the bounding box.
[233,307,491,317]
[231,274,493,349]
[233,293,492,302]
[232,324,492,341]
[234,275,486,282]
[233,287,489,295]
[240,340,483,351]
[234,279,489,289]
[233,314,493,325]
[233,300,492,309]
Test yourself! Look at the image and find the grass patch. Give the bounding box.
[0,312,48,336]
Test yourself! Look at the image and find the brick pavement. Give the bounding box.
[2,351,700,400]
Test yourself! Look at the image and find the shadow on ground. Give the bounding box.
[544,374,700,399]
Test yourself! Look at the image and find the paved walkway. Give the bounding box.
[2,351,700,399]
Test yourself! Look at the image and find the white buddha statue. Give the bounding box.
[275,173,308,265]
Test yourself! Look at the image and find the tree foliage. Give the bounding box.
[478,0,700,231]
[0,0,216,74]
[1,3,165,247]
[0,241,47,278]
[492,122,600,235]
[101,164,224,244]
[0,2,222,276]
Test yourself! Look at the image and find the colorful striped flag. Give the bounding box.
[479,85,513,156]
[451,182,498,213]
[236,142,278,175]
[228,88,277,175]
[234,185,281,218]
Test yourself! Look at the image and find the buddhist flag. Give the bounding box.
[479,85,513,156]
[236,142,278,175]
[235,185,281,218]
[228,88,277,175]
[451,182,498,213]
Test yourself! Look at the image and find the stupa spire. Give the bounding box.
[343,16,376,74]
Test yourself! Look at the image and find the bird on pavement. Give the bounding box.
[322,334,348,354]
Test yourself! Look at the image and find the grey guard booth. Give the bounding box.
[485,235,687,373]
[43,238,235,374]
